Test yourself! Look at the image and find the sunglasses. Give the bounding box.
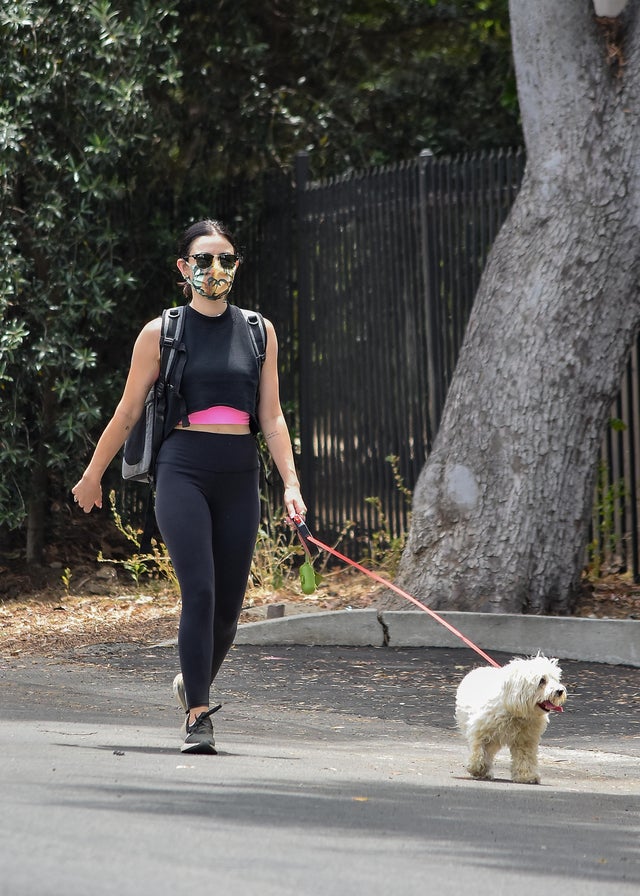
[186,253,238,271]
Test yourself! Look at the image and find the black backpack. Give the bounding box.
[121,304,266,547]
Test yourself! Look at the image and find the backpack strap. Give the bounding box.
[159,305,189,428]
[139,305,187,552]
[238,308,267,437]
[240,308,267,367]
[159,305,186,381]
[150,305,187,461]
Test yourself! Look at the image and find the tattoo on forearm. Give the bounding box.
[264,430,278,441]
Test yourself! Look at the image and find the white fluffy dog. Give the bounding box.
[455,655,566,784]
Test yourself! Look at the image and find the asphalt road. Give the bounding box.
[0,643,638,896]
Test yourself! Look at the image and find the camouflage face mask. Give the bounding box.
[187,255,236,301]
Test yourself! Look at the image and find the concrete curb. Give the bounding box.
[235,609,383,648]
[234,609,640,667]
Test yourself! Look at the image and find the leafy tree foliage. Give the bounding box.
[169,0,518,182]
[0,0,180,557]
[1,0,516,562]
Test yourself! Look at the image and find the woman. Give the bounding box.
[72,219,306,754]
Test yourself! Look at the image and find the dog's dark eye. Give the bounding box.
[538,676,547,687]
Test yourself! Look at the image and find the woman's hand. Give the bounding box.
[71,474,103,513]
[284,485,306,522]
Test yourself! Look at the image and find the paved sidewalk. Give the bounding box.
[0,642,638,896]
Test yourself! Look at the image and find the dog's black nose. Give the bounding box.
[555,688,566,698]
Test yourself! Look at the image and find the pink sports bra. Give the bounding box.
[187,405,250,426]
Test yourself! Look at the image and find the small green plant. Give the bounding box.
[587,460,627,579]
[364,455,412,576]
[364,496,407,575]
[97,491,178,589]
[386,453,413,505]
[61,567,72,594]
[250,489,301,590]
[122,556,150,587]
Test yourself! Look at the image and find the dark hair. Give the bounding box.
[177,218,242,299]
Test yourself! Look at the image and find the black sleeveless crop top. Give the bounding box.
[180,304,262,420]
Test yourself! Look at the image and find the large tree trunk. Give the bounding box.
[25,373,56,566]
[397,0,640,614]
[25,469,47,565]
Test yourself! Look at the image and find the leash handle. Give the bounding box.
[290,514,320,558]
[295,521,500,668]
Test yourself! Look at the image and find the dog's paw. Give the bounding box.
[512,773,540,785]
[467,763,492,780]
[511,755,540,784]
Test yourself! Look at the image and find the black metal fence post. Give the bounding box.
[418,149,445,440]
[294,151,316,529]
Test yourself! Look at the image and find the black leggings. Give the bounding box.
[154,430,260,708]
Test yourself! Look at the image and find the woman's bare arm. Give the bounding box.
[72,318,162,512]
[257,318,306,520]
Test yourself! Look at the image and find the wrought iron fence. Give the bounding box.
[118,147,640,580]
[295,148,526,552]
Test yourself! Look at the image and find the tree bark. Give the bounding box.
[25,375,56,566]
[26,466,47,566]
[397,0,640,614]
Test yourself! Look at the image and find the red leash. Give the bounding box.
[291,516,500,668]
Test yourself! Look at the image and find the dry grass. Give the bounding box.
[0,566,384,657]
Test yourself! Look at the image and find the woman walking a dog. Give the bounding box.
[72,219,306,754]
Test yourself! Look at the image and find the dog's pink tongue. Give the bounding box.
[539,700,563,712]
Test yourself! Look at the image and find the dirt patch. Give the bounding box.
[0,562,386,656]
[573,573,640,621]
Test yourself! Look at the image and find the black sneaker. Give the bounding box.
[181,705,222,755]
